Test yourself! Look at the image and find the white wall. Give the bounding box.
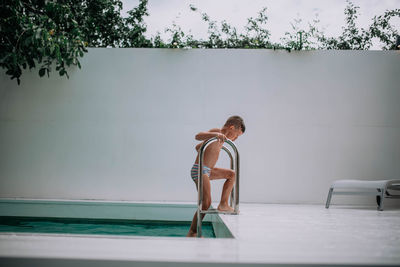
[0,48,399,205]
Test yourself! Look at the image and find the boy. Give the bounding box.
[187,115,245,237]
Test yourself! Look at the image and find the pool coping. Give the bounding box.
[0,198,234,239]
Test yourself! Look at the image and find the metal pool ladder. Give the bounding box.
[197,137,240,237]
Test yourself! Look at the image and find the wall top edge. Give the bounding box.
[85,47,400,54]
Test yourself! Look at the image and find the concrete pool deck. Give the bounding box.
[0,203,399,266]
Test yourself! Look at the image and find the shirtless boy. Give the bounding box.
[187,116,245,237]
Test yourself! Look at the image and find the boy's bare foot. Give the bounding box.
[217,203,234,212]
[186,230,197,237]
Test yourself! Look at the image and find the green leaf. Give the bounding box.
[27,59,35,69]
[39,68,46,77]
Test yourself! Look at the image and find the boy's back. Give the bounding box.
[194,128,224,170]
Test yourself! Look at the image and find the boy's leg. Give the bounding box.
[209,167,235,212]
[187,174,212,237]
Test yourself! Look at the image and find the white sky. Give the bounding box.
[122,0,400,49]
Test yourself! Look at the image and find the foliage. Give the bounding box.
[70,0,125,47]
[369,9,400,50]
[0,0,151,84]
[120,0,152,48]
[161,6,286,50]
[161,1,399,51]
[1,0,88,84]
[280,15,325,50]
[281,1,400,50]
[317,0,371,50]
[1,0,399,84]
[239,7,274,49]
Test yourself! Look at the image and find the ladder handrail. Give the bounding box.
[221,146,235,207]
[196,137,240,237]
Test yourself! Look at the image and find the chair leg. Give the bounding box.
[378,188,385,211]
[376,195,381,206]
[325,188,334,209]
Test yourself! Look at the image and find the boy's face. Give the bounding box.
[226,126,243,141]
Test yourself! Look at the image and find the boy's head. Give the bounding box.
[222,115,245,141]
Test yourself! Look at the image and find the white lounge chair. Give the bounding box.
[325,179,400,211]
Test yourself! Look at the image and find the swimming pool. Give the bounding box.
[0,199,233,238]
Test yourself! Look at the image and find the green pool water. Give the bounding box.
[0,216,216,238]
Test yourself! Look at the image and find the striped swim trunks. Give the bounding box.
[190,163,211,181]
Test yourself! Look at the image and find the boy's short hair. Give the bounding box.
[224,116,245,133]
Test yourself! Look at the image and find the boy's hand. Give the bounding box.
[216,133,227,143]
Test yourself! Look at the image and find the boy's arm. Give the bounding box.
[195,129,225,141]
[195,143,202,151]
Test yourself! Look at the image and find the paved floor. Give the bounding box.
[0,203,399,266]
[220,204,400,265]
